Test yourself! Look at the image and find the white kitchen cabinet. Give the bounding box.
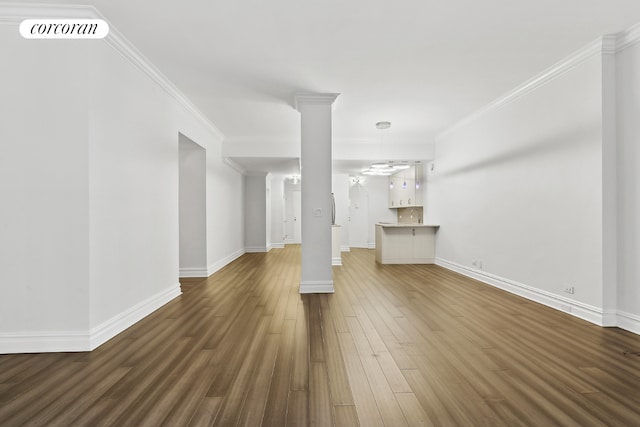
[388,165,423,208]
[375,223,438,264]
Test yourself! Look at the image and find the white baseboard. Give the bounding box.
[184,249,248,279]
[617,311,640,335]
[0,330,91,354]
[332,257,342,266]
[368,243,376,249]
[179,267,209,278]
[89,284,182,350]
[435,258,606,326]
[271,243,285,249]
[340,245,351,252]
[245,246,268,253]
[207,249,245,276]
[300,280,335,294]
[0,283,182,354]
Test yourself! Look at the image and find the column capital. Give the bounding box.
[294,93,340,111]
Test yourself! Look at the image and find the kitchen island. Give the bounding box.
[375,223,439,264]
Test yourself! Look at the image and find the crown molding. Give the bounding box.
[0,3,225,142]
[294,93,340,111]
[223,157,247,175]
[616,21,640,52]
[102,25,225,142]
[601,34,619,55]
[438,37,604,140]
[438,21,640,141]
[0,3,98,22]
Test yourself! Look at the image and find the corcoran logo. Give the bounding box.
[19,19,109,39]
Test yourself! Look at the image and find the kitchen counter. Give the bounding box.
[375,223,438,264]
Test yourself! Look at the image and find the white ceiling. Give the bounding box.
[18,0,640,174]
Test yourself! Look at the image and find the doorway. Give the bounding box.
[349,180,369,248]
[293,190,301,244]
[178,133,207,277]
[284,177,302,244]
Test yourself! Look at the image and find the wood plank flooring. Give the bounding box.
[1,245,640,426]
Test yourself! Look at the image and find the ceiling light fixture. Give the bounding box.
[362,121,394,176]
[360,123,416,177]
[371,162,390,169]
[392,163,410,170]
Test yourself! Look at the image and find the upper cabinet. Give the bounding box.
[388,165,423,208]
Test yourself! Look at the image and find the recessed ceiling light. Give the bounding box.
[375,121,391,130]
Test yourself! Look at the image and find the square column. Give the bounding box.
[295,93,339,293]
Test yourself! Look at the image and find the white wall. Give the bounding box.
[428,52,604,319]
[0,11,245,352]
[205,152,244,274]
[179,134,207,275]
[0,25,91,340]
[616,38,640,331]
[348,176,397,249]
[244,174,268,252]
[367,177,398,247]
[269,174,286,247]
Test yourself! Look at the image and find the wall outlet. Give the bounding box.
[564,286,575,294]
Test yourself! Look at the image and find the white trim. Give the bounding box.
[294,93,340,110]
[0,330,91,354]
[332,257,342,266]
[0,283,182,354]
[223,158,246,175]
[245,246,268,253]
[617,311,640,335]
[368,243,376,249]
[437,21,640,140]
[438,38,603,140]
[207,249,245,276]
[271,243,286,249]
[601,310,619,328]
[616,22,640,52]
[102,26,224,142]
[0,4,98,21]
[0,4,224,142]
[89,284,181,350]
[179,267,209,278]
[435,258,606,326]
[300,281,335,294]
[340,245,351,252]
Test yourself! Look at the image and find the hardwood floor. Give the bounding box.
[1,245,640,426]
